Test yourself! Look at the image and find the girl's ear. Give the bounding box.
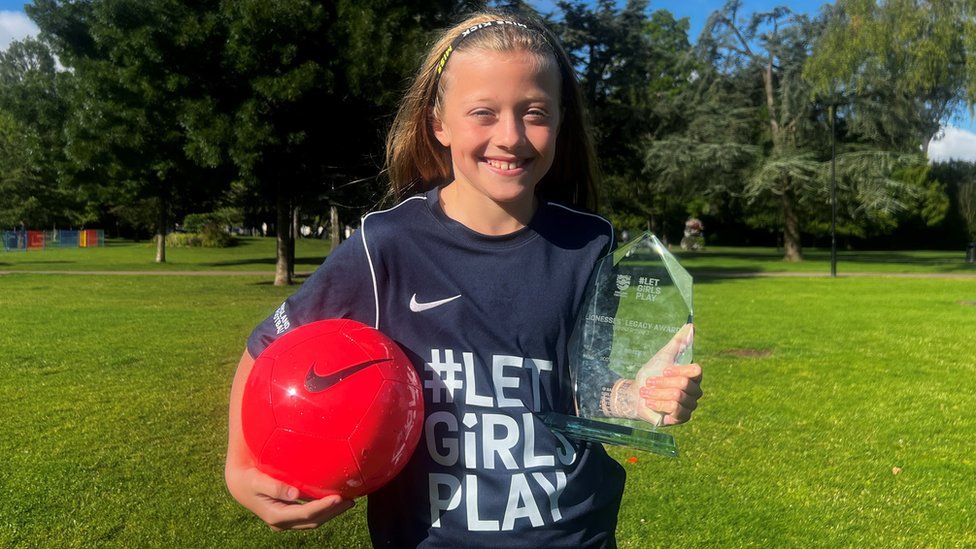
[431,111,450,148]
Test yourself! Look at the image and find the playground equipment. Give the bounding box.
[1,229,104,251]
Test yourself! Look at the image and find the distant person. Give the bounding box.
[681,218,704,251]
[225,11,703,547]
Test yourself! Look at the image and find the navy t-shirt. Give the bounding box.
[248,188,626,548]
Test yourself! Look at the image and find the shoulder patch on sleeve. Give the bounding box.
[272,302,291,334]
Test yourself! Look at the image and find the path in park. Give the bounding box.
[2,269,975,279]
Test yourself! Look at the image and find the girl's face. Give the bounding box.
[433,49,561,208]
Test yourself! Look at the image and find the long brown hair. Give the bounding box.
[384,11,599,210]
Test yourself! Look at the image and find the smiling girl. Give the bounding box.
[225,12,703,548]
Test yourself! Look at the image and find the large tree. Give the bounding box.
[697,3,832,260]
[555,0,696,235]
[0,37,79,228]
[683,1,929,260]
[215,0,473,285]
[805,0,976,155]
[29,0,229,262]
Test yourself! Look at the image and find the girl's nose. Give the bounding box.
[495,113,525,148]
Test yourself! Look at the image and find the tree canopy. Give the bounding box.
[1,0,973,274]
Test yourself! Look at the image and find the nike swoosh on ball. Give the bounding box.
[304,358,391,393]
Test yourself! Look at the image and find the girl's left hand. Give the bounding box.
[603,323,703,425]
[638,363,702,425]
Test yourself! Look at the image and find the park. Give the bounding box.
[2,0,976,547]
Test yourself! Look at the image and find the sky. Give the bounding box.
[0,0,973,161]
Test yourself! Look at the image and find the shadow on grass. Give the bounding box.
[834,253,966,264]
[688,267,768,284]
[204,256,325,268]
[14,260,77,265]
[679,249,970,263]
[676,250,785,261]
[250,275,311,286]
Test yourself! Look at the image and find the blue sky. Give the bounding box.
[0,0,972,159]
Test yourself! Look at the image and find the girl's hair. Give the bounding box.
[384,11,599,210]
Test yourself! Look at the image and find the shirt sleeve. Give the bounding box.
[246,232,376,358]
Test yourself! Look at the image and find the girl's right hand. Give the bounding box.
[225,465,354,531]
[226,349,354,530]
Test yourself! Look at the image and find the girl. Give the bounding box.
[225,11,703,547]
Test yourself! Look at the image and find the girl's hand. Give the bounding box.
[226,349,353,531]
[225,465,354,531]
[638,362,702,426]
[602,323,703,425]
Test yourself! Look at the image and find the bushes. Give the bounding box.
[169,209,240,248]
[165,229,235,248]
[165,229,236,248]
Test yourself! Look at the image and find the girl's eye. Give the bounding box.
[471,110,495,119]
[526,109,550,120]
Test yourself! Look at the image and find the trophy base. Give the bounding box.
[542,413,678,458]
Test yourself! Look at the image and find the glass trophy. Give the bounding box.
[543,232,693,458]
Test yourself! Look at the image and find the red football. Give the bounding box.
[242,319,423,499]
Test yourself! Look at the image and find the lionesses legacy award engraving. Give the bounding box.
[543,232,693,457]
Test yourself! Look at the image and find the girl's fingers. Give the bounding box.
[248,469,300,502]
[641,398,677,415]
[662,363,702,382]
[663,402,692,425]
[640,388,699,414]
[639,377,702,400]
[261,495,354,530]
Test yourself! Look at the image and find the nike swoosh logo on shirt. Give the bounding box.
[409,293,462,312]
[304,358,391,393]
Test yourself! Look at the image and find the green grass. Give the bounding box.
[675,246,976,274]
[1,273,974,546]
[0,236,332,272]
[2,239,975,276]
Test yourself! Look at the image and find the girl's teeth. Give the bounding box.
[488,159,522,170]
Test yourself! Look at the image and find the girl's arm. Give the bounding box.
[225,349,354,530]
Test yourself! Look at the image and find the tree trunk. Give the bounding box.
[274,188,292,286]
[155,195,167,263]
[781,188,802,262]
[329,205,340,251]
[289,204,298,280]
[763,59,779,137]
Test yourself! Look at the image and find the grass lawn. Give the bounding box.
[2,271,973,546]
[1,238,974,276]
[675,246,976,275]
[0,236,332,272]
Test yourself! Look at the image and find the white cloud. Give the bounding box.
[928,126,976,163]
[0,11,39,51]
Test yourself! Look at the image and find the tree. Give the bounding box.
[0,37,79,228]
[642,60,763,240]
[29,0,230,262]
[555,0,696,235]
[805,0,976,155]
[217,0,472,285]
[682,1,929,260]
[696,3,833,260]
[931,160,976,244]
